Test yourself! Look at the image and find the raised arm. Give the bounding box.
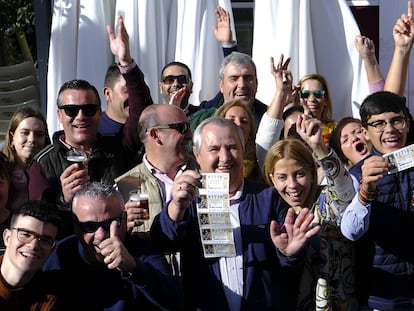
[384,0,414,96]
[355,35,385,93]
[256,55,291,167]
[107,16,153,152]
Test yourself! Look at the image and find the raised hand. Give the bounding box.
[99,218,136,272]
[107,15,132,66]
[212,6,233,45]
[270,54,292,93]
[393,0,414,52]
[296,113,329,158]
[354,35,376,60]
[168,170,201,222]
[270,207,320,257]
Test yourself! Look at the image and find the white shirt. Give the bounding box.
[219,182,244,310]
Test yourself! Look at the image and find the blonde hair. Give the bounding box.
[263,139,318,207]
[299,73,333,123]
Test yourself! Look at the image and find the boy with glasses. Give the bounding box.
[0,200,61,309]
[341,91,414,310]
[43,181,179,310]
[27,15,152,240]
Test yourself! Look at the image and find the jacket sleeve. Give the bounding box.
[121,62,153,152]
[28,161,51,200]
[340,193,371,241]
[130,245,181,310]
[316,149,356,221]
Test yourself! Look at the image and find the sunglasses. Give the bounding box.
[162,75,189,85]
[148,122,191,134]
[59,104,99,118]
[77,214,123,233]
[299,90,326,99]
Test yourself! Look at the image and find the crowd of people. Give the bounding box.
[1,2,414,310]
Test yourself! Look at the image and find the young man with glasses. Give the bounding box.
[0,200,61,309]
[27,16,152,240]
[340,91,414,310]
[43,181,179,310]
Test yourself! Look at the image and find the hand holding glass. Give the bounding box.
[66,150,88,174]
[128,190,149,220]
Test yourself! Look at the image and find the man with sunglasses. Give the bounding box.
[43,181,179,310]
[340,91,414,310]
[160,6,238,117]
[27,16,152,239]
[0,200,61,309]
[116,104,197,233]
[159,61,198,114]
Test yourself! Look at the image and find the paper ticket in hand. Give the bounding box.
[383,144,414,174]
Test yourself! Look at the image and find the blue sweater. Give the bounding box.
[43,234,180,310]
[151,179,305,310]
[349,147,414,310]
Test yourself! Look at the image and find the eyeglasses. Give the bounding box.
[299,90,326,99]
[365,117,407,132]
[58,104,99,118]
[77,214,123,233]
[12,228,56,248]
[162,75,189,85]
[147,122,191,134]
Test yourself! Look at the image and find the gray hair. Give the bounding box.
[72,181,124,212]
[193,116,245,153]
[219,52,257,81]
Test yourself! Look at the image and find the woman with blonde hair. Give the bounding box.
[263,114,357,310]
[298,73,335,144]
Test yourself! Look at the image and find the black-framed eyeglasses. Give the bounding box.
[147,122,191,134]
[58,104,99,118]
[299,89,326,99]
[162,75,189,85]
[12,228,56,248]
[77,213,123,234]
[365,116,407,133]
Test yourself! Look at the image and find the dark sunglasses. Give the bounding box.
[299,90,326,99]
[162,75,189,85]
[59,104,99,118]
[148,122,191,134]
[77,214,123,233]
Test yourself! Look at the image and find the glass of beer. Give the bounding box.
[128,190,149,220]
[66,149,88,174]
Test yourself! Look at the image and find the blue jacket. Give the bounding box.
[151,179,305,311]
[43,234,180,310]
[350,147,414,310]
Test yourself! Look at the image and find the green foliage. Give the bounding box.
[0,0,34,32]
[0,0,35,65]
